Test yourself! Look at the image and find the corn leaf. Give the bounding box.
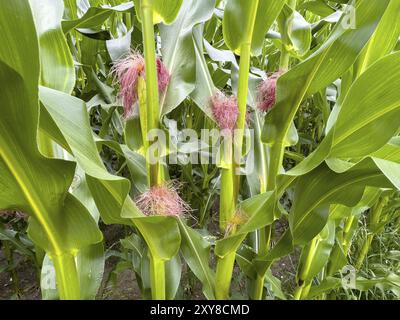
[262,0,390,157]
[133,0,184,25]
[178,219,216,299]
[287,51,400,176]
[290,159,396,245]
[0,0,102,257]
[159,0,215,115]
[63,2,134,33]
[297,221,335,282]
[223,0,285,56]
[356,0,400,74]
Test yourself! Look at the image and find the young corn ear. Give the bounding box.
[257,71,284,112]
[111,51,170,118]
[210,91,239,133]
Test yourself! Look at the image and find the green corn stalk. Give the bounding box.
[251,0,297,300]
[216,141,236,299]
[356,196,389,270]
[215,0,259,299]
[293,236,318,300]
[141,0,162,187]
[139,0,165,299]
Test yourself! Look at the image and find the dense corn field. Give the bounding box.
[1,0,400,301]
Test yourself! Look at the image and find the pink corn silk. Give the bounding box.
[156,58,171,93]
[135,183,190,217]
[112,52,170,118]
[210,91,239,132]
[257,71,284,112]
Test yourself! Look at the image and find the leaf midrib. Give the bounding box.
[333,101,400,146]
[0,143,63,255]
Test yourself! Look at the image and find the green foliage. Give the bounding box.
[1,0,400,301]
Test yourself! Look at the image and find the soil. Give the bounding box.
[0,252,40,300]
[271,218,299,295]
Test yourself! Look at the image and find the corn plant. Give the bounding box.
[1,0,400,301]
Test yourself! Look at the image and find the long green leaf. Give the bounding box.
[0,0,101,258]
[134,0,184,25]
[223,0,285,56]
[63,2,134,33]
[190,24,217,119]
[287,51,400,176]
[262,0,390,186]
[30,0,75,93]
[356,0,400,75]
[290,159,395,245]
[159,0,215,115]
[329,52,400,158]
[178,219,216,300]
